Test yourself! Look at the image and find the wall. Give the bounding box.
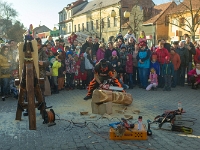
[156,3,177,43]
[168,10,200,42]
[73,4,120,42]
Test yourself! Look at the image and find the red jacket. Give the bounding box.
[170,53,181,70]
[155,47,170,64]
[188,69,200,84]
[126,54,133,73]
[68,34,77,45]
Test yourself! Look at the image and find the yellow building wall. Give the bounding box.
[73,5,126,42]
[168,11,200,42]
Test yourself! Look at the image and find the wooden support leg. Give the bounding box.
[26,63,36,130]
[16,87,26,120]
[34,84,45,115]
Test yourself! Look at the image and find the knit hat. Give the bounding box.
[112,50,117,56]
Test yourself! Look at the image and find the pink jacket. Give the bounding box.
[149,73,158,84]
[96,48,105,62]
[188,69,200,84]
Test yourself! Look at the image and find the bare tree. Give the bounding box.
[0,1,18,37]
[166,0,200,41]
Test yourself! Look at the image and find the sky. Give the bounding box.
[4,0,171,30]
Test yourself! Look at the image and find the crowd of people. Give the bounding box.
[0,30,200,101]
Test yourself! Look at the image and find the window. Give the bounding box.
[179,17,185,26]
[165,16,169,26]
[64,14,65,20]
[60,14,63,21]
[114,17,117,27]
[66,25,68,33]
[78,24,80,32]
[69,24,71,33]
[102,19,104,28]
[86,22,89,31]
[107,17,110,28]
[96,20,99,29]
[74,25,76,32]
[82,23,84,31]
[91,21,93,30]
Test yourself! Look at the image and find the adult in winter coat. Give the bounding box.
[96,43,106,62]
[185,36,196,84]
[170,47,181,88]
[155,41,170,88]
[176,41,189,86]
[136,41,151,89]
[83,47,95,86]
[80,37,93,54]
[188,62,200,89]
[0,46,12,100]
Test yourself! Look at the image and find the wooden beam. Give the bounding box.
[26,62,36,130]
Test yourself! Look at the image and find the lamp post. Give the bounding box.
[111,6,130,32]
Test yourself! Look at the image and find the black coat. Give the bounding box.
[176,47,189,67]
[80,41,93,54]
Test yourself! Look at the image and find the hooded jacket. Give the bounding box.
[126,54,133,73]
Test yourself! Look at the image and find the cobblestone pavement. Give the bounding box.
[0,86,200,150]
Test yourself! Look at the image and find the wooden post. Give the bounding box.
[26,62,36,130]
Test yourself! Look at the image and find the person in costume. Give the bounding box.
[83,59,122,100]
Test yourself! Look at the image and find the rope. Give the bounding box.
[55,115,154,150]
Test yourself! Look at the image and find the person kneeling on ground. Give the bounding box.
[83,59,123,100]
[188,62,200,89]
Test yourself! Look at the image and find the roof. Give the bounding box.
[74,0,120,16]
[169,0,200,14]
[59,0,87,13]
[143,2,174,25]
[33,25,51,33]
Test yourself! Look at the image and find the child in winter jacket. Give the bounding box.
[146,68,158,91]
[188,62,200,89]
[74,54,81,89]
[150,54,160,75]
[110,51,120,72]
[126,54,134,89]
[65,51,76,90]
[57,49,66,91]
[162,56,174,91]
[52,56,61,94]
[79,53,87,89]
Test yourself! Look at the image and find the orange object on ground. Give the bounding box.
[109,124,147,140]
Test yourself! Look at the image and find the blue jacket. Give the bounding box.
[137,48,151,68]
[150,61,160,75]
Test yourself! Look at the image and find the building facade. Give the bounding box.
[58,0,88,36]
[168,0,200,42]
[142,2,177,46]
[72,0,154,42]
